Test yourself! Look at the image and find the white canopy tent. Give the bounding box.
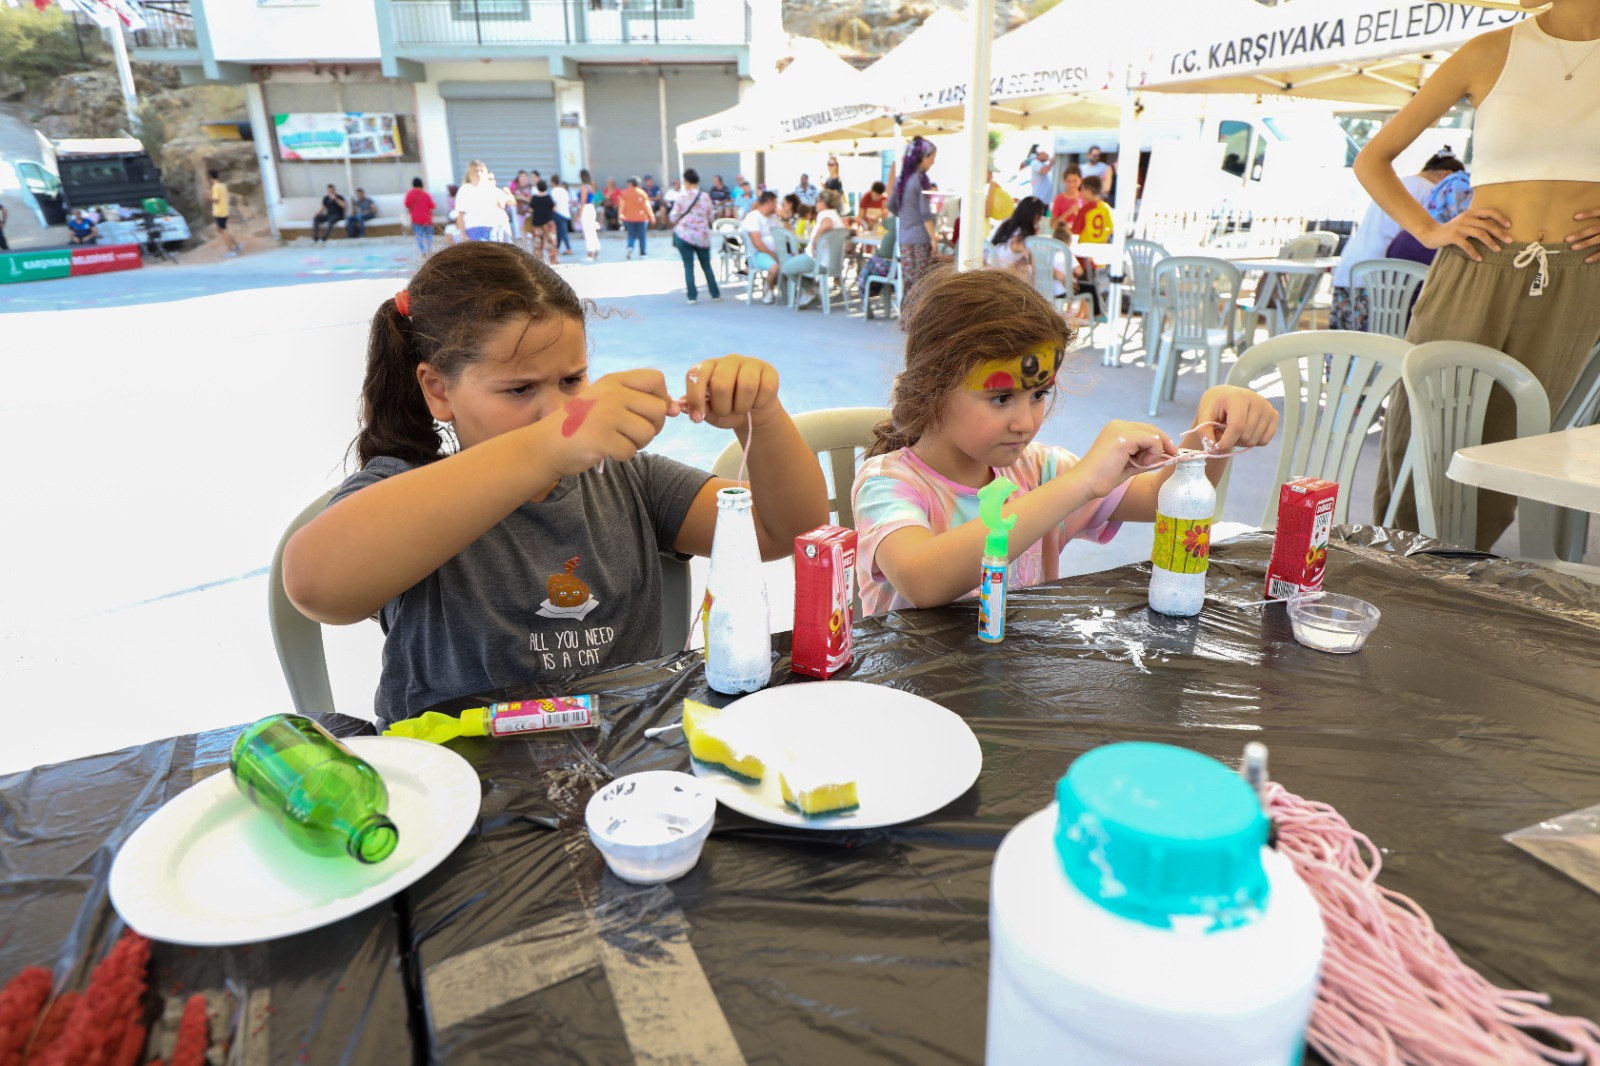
[676,42,888,157]
[1139,0,1534,108]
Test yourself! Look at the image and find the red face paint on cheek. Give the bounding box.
[561,397,596,437]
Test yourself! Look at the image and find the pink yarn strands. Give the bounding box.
[1264,781,1600,1065]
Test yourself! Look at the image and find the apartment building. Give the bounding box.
[133,0,764,235]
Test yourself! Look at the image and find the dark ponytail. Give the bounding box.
[357,299,441,467]
[353,241,593,468]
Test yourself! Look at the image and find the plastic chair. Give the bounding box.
[1403,341,1556,561]
[270,491,339,716]
[712,406,889,530]
[271,493,697,713]
[1122,238,1170,350]
[1552,340,1600,561]
[1022,235,1072,312]
[1349,259,1429,339]
[795,228,853,314]
[1147,256,1242,416]
[1214,331,1413,528]
[1303,229,1342,256]
[864,221,902,321]
[715,228,745,284]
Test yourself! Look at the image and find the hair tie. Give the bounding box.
[394,290,411,318]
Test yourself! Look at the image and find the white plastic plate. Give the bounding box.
[689,680,983,830]
[109,735,481,945]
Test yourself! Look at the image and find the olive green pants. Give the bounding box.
[1373,244,1600,550]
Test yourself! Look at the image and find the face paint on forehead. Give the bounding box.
[962,344,1061,393]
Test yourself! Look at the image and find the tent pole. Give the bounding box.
[958,0,995,271]
[1104,80,1139,367]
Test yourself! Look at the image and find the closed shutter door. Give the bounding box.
[446,98,558,184]
[582,66,738,186]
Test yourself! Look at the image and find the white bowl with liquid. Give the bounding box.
[1288,593,1380,654]
[585,771,716,884]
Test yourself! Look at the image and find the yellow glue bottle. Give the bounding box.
[977,477,1019,644]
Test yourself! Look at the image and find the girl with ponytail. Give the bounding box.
[282,241,827,725]
[888,135,941,303]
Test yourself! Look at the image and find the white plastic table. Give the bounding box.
[1447,424,1600,513]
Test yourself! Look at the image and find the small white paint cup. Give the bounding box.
[585,771,715,885]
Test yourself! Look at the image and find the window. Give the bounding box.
[1251,136,1267,182]
[62,159,129,187]
[1217,120,1251,179]
[454,0,528,20]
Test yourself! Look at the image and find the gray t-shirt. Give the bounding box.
[330,453,711,723]
[893,178,934,247]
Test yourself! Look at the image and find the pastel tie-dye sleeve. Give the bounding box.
[1043,446,1129,546]
[852,474,940,615]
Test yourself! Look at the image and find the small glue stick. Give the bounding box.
[976,477,1019,644]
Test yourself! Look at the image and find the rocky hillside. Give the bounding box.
[21,62,260,243]
[782,0,1041,56]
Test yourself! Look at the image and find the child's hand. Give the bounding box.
[547,370,680,474]
[1082,420,1177,497]
[1195,386,1280,451]
[679,355,782,431]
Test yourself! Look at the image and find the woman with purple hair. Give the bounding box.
[889,136,939,306]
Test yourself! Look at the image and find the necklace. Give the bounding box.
[1549,23,1600,80]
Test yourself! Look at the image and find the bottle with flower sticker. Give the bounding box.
[1148,458,1214,617]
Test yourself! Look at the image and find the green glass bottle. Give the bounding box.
[230,714,399,864]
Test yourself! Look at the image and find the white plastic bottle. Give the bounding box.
[987,742,1324,1066]
[1148,457,1214,616]
[703,487,771,695]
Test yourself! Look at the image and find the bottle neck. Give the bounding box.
[344,813,399,864]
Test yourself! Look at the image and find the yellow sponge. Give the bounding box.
[682,699,765,784]
[779,769,860,818]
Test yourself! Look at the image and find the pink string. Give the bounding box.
[1129,419,1255,472]
[1265,781,1600,1065]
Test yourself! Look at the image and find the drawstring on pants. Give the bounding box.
[1512,241,1557,297]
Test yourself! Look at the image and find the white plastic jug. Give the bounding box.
[987,743,1324,1065]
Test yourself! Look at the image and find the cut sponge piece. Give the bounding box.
[780,771,860,818]
[682,699,765,784]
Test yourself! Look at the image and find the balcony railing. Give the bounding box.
[390,0,750,48]
[131,0,197,50]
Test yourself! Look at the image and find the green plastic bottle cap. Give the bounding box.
[1053,742,1270,929]
[459,707,491,737]
[977,476,1019,559]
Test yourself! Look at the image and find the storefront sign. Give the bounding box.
[0,248,72,285]
[69,244,144,276]
[274,113,403,161]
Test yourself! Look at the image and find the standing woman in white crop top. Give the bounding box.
[1356,0,1600,550]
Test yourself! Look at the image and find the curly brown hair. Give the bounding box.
[869,267,1074,456]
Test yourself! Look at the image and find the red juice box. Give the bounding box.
[792,526,856,679]
[1265,478,1339,600]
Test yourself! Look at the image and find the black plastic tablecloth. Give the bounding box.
[4,529,1599,1065]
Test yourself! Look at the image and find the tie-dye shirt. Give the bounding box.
[852,444,1128,616]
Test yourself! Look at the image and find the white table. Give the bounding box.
[1226,256,1341,338]
[1447,424,1600,514]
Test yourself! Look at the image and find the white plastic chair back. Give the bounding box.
[1303,229,1341,256]
[1403,341,1555,559]
[1215,331,1413,528]
[863,229,902,321]
[1277,234,1326,309]
[270,491,339,716]
[1350,259,1429,339]
[803,228,854,313]
[1126,239,1169,316]
[1023,235,1072,308]
[1153,257,1241,350]
[713,406,889,530]
[712,218,739,232]
[1551,341,1600,560]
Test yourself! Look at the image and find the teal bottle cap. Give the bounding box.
[1054,742,1270,930]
